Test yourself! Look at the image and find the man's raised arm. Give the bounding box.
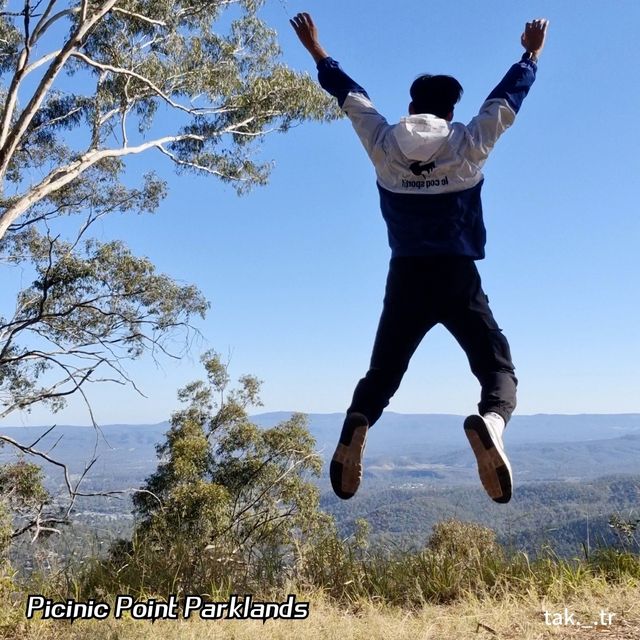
[466,18,549,163]
[486,19,549,112]
[521,18,549,63]
[290,12,369,107]
[290,12,389,160]
[289,12,329,64]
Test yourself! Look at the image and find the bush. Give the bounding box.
[294,518,505,607]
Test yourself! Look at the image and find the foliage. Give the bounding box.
[6,512,640,627]
[0,0,337,422]
[0,567,23,640]
[324,476,640,559]
[327,519,504,606]
[0,0,336,543]
[0,0,338,238]
[609,513,640,550]
[81,351,325,596]
[294,518,640,608]
[0,459,48,555]
[0,226,208,419]
[0,496,10,558]
[0,220,197,551]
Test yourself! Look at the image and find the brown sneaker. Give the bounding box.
[330,412,369,500]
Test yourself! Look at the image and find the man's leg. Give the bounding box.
[441,261,517,503]
[349,258,438,425]
[331,258,437,499]
[442,263,517,422]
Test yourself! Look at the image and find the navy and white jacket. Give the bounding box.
[317,56,537,259]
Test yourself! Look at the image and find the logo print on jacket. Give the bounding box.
[409,161,436,176]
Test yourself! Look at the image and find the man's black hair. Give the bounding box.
[410,74,464,119]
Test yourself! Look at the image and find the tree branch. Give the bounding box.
[0,3,34,149]
[30,6,78,45]
[70,51,227,117]
[0,132,203,239]
[155,145,225,178]
[1,425,161,543]
[22,48,62,75]
[111,7,166,27]
[0,0,119,185]
[29,0,61,45]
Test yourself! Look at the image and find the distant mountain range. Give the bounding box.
[3,413,640,561]
[253,411,640,454]
[2,413,640,486]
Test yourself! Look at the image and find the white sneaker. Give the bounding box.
[464,412,513,503]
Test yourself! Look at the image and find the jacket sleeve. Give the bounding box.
[317,57,389,162]
[465,57,537,164]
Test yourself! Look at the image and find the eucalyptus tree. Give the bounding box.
[0,0,335,237]
[95,352,325,595]
[0,0,335,420]
[0,0,335,543]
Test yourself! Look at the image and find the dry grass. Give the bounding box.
[2,583,640,640]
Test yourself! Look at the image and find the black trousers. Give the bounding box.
[348,256,517,426]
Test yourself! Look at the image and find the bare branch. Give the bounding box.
[0,9,33,149]
[120,76,132,147]
[29,0,60,44]
[0,365,96,419]
[98,106,121,127]
[2,428,170,542]
[155,144,226,179]
[26,424,57,449]
[24,1,32,45]
[0,0,119,185]
[28,104,84,138]
[0,431,87,498]
[7,195,92,232]
[0,425,155,542]
[23,48,62,74]
[31,7,80,45]
[112,7,167,27]
[0,132,203,238]
[70,51,226,117]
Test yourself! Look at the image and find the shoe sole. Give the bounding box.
[330,415,368,500]
[464,415,512,504]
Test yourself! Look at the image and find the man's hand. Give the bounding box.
[290,12,329,63]
[521,18,549,58]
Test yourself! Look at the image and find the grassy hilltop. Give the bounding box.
[3,518,640,640]
[2,586,640,640]
[3,406,640,639]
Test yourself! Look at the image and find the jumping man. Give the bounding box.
[291,13,549,503]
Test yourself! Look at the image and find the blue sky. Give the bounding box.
[2,0,639,425]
